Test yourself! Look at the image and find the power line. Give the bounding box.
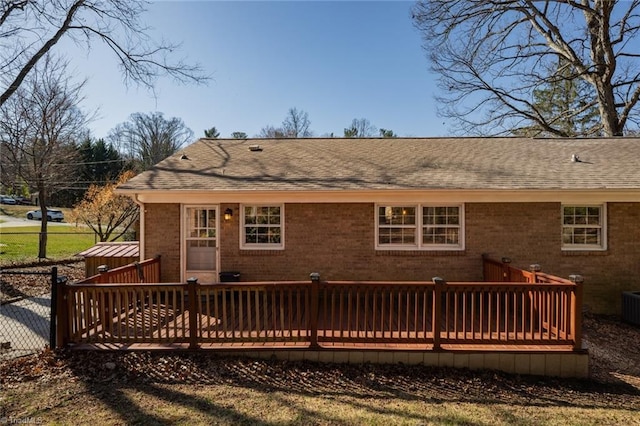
[50,159,127,166]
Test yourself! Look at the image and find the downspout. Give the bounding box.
[132,194,145,261]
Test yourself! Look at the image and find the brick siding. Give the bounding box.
[144,202,640,314]
[144,203,181,282]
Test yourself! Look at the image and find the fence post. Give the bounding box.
[50,267,57,349]
[432,277,445,350]
[187,277,200,349]
[309,272,320,349]
[569,274,584,350]
[501,257,511,281]
[55,273,69,348]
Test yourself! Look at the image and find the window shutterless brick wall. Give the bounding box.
[144,203,181,282]
[221,203,478,282]
[557,203,640,314]
[146,201,640,314]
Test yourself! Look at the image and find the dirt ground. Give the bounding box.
[1,263,639,421]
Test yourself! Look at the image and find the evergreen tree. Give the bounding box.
[79,138,126,184]
[231,131,248,139]
[516,60,600,137]
[379,128,397,138]
[204,127,220,138]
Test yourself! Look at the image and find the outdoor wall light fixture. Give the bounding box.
[224,208,233,221]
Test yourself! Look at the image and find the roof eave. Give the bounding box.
[116,188,640,204]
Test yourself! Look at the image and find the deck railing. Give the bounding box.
[56,257,583,351]
[75,256,161,285]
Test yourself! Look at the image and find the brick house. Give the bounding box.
[118,137,640,315]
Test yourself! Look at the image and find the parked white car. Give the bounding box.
[26,209,65,222]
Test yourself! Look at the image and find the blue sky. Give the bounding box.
[63,1,446,140]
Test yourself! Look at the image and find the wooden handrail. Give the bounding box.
[57,257,583,351]
[75,256,161,285]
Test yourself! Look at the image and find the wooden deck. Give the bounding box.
[57,259,582,353]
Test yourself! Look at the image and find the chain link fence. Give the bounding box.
[0,268,66,360]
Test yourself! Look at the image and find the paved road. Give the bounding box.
[0,294,51,360]
[0,214,73,228]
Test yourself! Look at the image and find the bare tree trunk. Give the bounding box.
[38,185,48,259]
[594,80,624,136]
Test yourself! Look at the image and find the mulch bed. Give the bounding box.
[0,344,638,410]
[1,263,639,409]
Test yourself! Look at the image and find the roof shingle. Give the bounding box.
[118,137,640,192]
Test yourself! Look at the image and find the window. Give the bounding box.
[376,204,464,250]
[242,205,284,249]
[562,205,606,250]
[185,207,217,270]
[378,206,416,245]
[422,206,461,246]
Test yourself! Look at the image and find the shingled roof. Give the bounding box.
[118,137,640,192]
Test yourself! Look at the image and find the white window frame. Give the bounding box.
[240,204,285,250]
[375,203,465,251]
[561,204,607,251]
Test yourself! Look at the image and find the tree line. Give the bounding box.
[205,108,397,140]
[2,0,640,259]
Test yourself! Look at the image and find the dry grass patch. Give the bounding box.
[1,345,639,425]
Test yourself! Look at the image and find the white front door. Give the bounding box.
[183,206,219,282]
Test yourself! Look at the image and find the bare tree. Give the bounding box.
[0,0,208,107]
[109,112,193,171]
[257,108,313,138]
[412,1,640,136]
[257,125,286,139]
[344,118,377,138]
[282,107,312,137]
[0,55,90,258]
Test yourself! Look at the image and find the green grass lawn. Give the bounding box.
[0,226,96,265]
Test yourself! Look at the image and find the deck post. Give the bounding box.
[529,264,541,283]
[135,262,144,282]
[432,277,445,350]
[501,257,511,281]
[569,274,584,350]
[97,265,109,284]
[309,273,320,348]
[481,253,489,281]
[55,273,69,348]
[187,277,200,349]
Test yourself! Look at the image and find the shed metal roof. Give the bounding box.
[77,242,139,258]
